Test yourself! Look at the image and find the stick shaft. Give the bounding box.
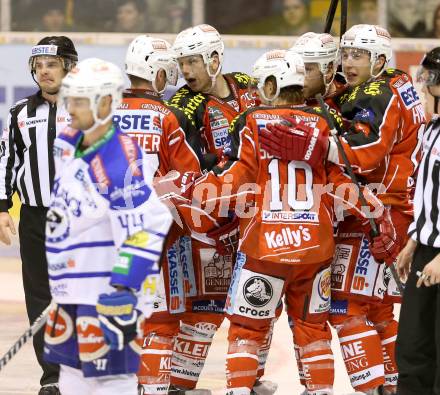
[0,304,51,371]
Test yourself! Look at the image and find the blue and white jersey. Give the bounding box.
[46,124,172,312]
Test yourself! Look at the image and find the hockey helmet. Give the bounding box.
[29,36,78,74]
[341,24,392,62]
[251,49,305,102]
[59,58,124,133]
[125,35,178,94]
[417,47,440,86]
[291,32,338,75]
[172,24,224,69]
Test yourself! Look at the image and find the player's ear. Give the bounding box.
[98,95,112,116]
[209,52,220,73]
[265,76,277,97]
[374,55,386,73]
[158,69,166,82]
[325,62,335,83]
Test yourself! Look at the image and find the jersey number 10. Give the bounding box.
[267,158,314,211]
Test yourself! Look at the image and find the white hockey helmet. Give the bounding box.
[252,49,305,103]
[172,24,224,75]
[125,35,178,94]
[60,57,124,133]
[291,32,338,75]
[341,24,392,76]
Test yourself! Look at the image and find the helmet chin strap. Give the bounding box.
[369,56,387,80]
[204,59,222,93]
[152,71,166,96]
[258,85,279,104]
[82,111,113,135]
[152,79,165,95]
[322,72,335,96]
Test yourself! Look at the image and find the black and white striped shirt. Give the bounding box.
[408,115,440,247]
[0,91,70,211]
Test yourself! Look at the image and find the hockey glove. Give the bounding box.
[362,208,401,265]
[97,290,140,351]
[154,170,201,206]
[260,116,328,167]
[207,215,240,255]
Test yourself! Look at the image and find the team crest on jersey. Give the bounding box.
[77,316,110,362]
[243,277,273,307]
[46,205,70,242]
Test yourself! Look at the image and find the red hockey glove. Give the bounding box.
[207,215,240,255]
[154,170,201,206]
[362,208,401,265]
[260,116,329,167]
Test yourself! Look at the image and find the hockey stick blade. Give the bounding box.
[0,303,51,372]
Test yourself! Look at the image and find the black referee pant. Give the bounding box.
[396,244,440,395]
[19,204,59,386]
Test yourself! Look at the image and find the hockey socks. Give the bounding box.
[334,315,385,392]
[138,322,179,395]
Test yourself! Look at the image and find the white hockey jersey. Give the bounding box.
[46,125,172,313]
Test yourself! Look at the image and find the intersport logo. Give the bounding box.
[264,226,311,248]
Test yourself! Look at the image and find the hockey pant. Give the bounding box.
[331,209,411,305]
[44,304,142,394]
[225,253,334,395]
[329,299,398,393]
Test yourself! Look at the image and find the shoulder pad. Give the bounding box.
[226,72,252,89]
[229,108,257,133]
[383,68,406,78]
[168,86,207,126]
[87,131,151,209]
[58,127,82,145]
[166,103,196,128]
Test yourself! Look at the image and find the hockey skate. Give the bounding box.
[251,379,278,395]
[167,384,212,395]
[38,384,60,395]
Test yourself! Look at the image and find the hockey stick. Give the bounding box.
[324,0,339,34]
[315,93,405,294]
[340,0,348,38]
[0,303,51,372]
